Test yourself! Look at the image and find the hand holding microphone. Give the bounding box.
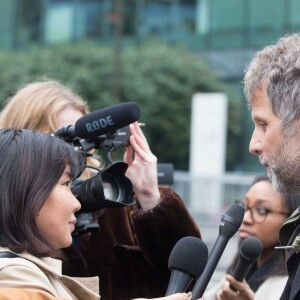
[230,236,263,290]
[215,237,263,299]
[217,276,255,300]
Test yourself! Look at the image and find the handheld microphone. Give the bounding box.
[157,163,174,185]
[229,236,263,289]
[55,102,141,139]
[165,236,208,296]
[192,202,245,299]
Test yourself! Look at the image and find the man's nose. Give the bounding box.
[249,131,262,155]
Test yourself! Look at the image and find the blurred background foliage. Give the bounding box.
[0,42,242,170]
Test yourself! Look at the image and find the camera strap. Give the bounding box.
[0,251,18,258]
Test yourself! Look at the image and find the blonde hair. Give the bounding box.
[0,79,101,177]
[0,80,89,132]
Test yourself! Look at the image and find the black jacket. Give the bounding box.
[279,207,300,300]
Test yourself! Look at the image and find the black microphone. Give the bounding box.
[192,202,245,299]
[157,163,174,185]
[55,102,141,139]
[166,236,208,296]
[229,236,263,289]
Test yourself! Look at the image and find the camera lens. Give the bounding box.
[102,174,122,202]
[71,161,134,212]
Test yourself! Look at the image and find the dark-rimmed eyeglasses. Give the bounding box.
[235,200,288,224]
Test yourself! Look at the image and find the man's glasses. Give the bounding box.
[235,200,288,224]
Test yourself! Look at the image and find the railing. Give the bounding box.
[172,171,259,215]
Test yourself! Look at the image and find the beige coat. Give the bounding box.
[203,275,287,300]
[0,247,100,300]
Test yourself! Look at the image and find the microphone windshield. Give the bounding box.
[168,236,208,278]
[240,236,263,261]
[219,202,245,238]
[229,236,263,286]
[74,102,141,138]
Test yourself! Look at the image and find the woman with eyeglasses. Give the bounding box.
[203,174,300,300]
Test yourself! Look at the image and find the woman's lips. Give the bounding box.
[239,229,253,239]
[69,219,77,232]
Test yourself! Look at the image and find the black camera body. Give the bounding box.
[55,106,174,236]
[55,124,135,235]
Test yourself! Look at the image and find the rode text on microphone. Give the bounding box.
[55,102,141,236]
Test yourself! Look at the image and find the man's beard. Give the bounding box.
[267,138,300,194]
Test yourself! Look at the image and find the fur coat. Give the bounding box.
[63,185,201,300]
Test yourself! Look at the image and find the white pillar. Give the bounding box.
[189,93,228,214]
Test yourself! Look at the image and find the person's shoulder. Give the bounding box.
[0,252,40,271]
[254,275,288,300]
[157,185,185,205]
[0,255,58,295]
[0,253,49,281]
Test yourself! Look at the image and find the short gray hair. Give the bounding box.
[244,33,300,133]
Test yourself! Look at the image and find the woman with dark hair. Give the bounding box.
[0,128,191,300]
[0,80,201,300]
[203,175,300,300]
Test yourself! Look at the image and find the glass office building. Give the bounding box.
[3,0,299,49]
[0,0,195,48]
[1,0,299,171]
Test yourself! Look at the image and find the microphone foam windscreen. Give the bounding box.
[168,236,208,278]
[74,102,141,138]
[223,202,245,226]
[240,236,263,260]
[226,202,245,220]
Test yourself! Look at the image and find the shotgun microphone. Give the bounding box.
[55,102,140,140]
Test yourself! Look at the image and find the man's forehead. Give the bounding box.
[250,85,270,110]
[248,79,266,101]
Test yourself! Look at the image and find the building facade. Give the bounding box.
[1,0,299,172]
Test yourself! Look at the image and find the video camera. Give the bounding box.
[54,102,138,235]
[54,102,174,236]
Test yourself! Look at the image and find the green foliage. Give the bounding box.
[0,42,242,170]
